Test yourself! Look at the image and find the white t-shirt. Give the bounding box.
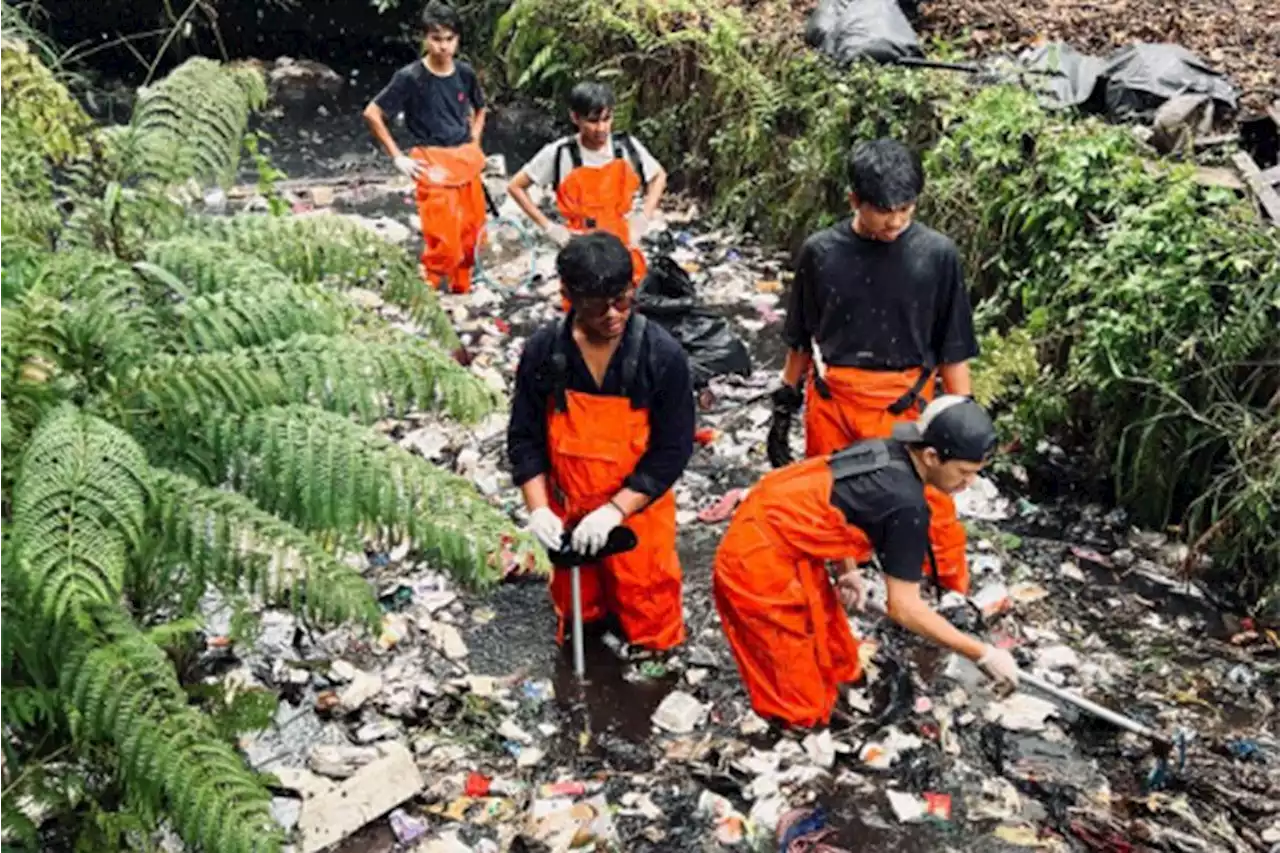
[520,134,662,189]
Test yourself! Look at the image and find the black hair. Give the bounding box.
[847,138,924,210]
[421,1,461,36]
[556,232,633,300]
[567,81,615,119]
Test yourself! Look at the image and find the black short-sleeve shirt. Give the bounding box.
[373,60,485,149]
[506,315,695,499]
[784,220,979,370]
[829,439,929,583]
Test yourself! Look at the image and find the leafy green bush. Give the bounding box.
[1,43,536,851]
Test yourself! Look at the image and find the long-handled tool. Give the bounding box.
[548,527,640,680]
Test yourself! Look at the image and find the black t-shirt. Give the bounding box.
[784,220,979,370]
[829,439,929,582]
[507,314,696,499]
[373,60,485,148]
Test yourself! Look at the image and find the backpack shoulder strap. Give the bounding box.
[536,320,571,413]
[615,133,649,194]
[552,139,581,190]
[619,314,648,406]
[828,439,900,482]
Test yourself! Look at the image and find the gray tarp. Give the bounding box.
[1103,43,1238,122]
[805,0,923,65]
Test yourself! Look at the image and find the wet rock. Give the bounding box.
[354,718,400,743]
[270,766,336,800]
[297,741,423,853]
[259,57,344,111]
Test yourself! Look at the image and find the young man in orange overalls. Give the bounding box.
[768,139,979,594]
[364,1,488,294]
[717,396,1018,729]
[507,81,667,290]
[507,232,694,653]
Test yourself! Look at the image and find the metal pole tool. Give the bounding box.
[571,564,586,679]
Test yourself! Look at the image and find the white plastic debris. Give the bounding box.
[953,476,1011,520]
[886,790,927,822]
[297,742,424,853]
[984,693,1059,732]
[652,691,708,734]
[1035,645,1081,671]
[859,728,923,769]
[802,730,836,769]
[338,671,383,713]
[971,582,1013,618]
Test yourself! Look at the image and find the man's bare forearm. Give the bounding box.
[939,361,972,397]
[781,348,812,388]
[507,173,552,230]
[362,103,402,160]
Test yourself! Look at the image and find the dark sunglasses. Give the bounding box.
[576,291,635,318]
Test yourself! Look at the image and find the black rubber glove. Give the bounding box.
[766,383,804,469]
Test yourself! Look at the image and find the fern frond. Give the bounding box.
[178,213,459,346]
[203,405,541,588]
[130,333,496,428]
[59,606,283,853]
[11,404,149,623]
[144,236,294,294]
[130,57,266,187]
[150,469,380,629]
[177,283,350,352]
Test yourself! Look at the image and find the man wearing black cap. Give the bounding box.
[714,396,1018,729]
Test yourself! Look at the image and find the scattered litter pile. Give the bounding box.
[194,172,1277,853]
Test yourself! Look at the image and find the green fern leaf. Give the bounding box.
[178,213,459,347]
[130,57,266,187]
[203,405,543,588]
[145,236,294,295]
[150,469,380,629]
[130,333,496,428]
[12,404,149,622]
[177,283,350,352]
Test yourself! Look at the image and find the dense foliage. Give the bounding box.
[0,35,536,851]
[493,0,1280,608]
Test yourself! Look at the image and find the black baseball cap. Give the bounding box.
[892,395,997,462]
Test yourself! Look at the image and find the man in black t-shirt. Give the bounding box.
[363,1,488,293]
[767,138,980,594]
[715,396,1018,729]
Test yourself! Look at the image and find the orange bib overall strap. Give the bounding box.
[541,316,684,651]
[713,458,868,728]
[410,143,487,294]
[803,364,968,594]
[553,136,649,285]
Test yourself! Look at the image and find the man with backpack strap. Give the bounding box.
[508,81,667,287]
[507,233,694,653]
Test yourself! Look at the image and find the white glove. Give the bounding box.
[527,507,565,552]
[571,503,624,556]
[625,212,650,247]
[394,154,425,181]
[977,644,1020,688]
[545,222,572,247]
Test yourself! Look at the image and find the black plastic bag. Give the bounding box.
[1103,43,1238,123]
[805,0,922,66]
[1019,42,1107,111]
[636,257,753,390]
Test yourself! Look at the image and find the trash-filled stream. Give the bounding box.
[190,69,1280,853]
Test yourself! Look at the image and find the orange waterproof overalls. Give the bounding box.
[410,142,487,294]
[552,135,650,286]
[804,364,969,594]
[542,315,685,650]
[715,442,914,728]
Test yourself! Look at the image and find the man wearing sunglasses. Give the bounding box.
[507,232,695,654]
